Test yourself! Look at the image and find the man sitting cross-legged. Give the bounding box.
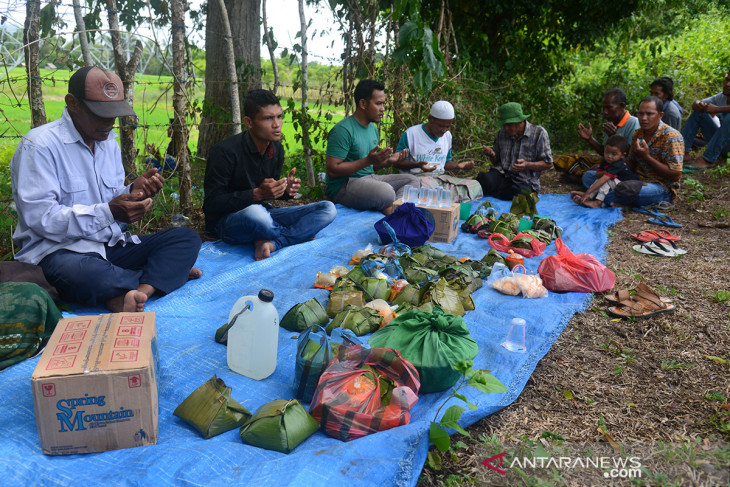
[11,66,202,313]
[204,89,337,260]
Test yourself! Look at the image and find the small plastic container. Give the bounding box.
[227,289,279,380]
[402,184,414,202]
[505,250,524,270]
[501,318,527,353]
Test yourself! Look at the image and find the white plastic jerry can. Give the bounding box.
[226,289,279,380]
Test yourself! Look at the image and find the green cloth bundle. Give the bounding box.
[240,399,319,453]
[368,306,478,393]
[174,376,252,439]
[326,305,382,336]
[280,297,329,332]
[0,282,61,371]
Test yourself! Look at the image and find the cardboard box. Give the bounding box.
[31,312,159,455]
[394,200,460,243]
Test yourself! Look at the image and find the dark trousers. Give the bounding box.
[39,228,201,306]
[476,169,533,201]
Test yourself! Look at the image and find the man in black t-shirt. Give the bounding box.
[203,90,336,260]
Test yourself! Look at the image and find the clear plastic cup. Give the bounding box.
[501,318,527,353]
[439,188,452,207]
[408,186,420,203]
[418,187,429,205]
[427,188,438,206]
[402,184,414,202]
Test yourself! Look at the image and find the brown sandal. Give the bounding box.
[605,283,673,306]
[607,283,676,319]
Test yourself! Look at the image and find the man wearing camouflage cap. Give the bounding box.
[11,66,202,313]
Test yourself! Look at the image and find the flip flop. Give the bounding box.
[605,283,674,306]
[682,165,709,173]
[647,201,674,212]
[632,239,686,257]
[647,215,682,228]
[630,229,681,242]
[632,207,666,217]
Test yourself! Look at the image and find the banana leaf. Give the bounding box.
[359,277,392,301]
[391,284,422,307]
[332,276,359,292]
[488,219,515,239]
[510,191,539,219]
[411,244,447,259]
[174,376,252,439]
[240,399,319,454]
[511,236,535,249]
[404,266,438,284]
[345,265,367,284]
[326,305,383,336]
[280,297,329,332]
[429,278,465,316]
[481,248,506,267]
[327,291,366,317]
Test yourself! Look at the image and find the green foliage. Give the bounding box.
[427,360,507,461]
[391,21,445,93]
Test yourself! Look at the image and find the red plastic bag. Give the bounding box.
[308,346,420,441]
[488,232,547,258]
[537,239,616,292]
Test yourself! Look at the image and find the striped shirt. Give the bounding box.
[629,121,684,198]
[493,121,553,192]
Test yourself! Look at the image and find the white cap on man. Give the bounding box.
[430,100,455,120]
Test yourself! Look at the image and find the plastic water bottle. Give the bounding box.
[227,289,279,380]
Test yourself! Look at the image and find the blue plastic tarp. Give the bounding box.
[0,194,621,486]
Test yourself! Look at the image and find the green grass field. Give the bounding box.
[0,68,346,165]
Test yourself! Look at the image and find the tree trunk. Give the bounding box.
[197,0,262,160]
[24,0,46,128]
[72,0,93,65]
[216,0,242,136]
[170,0,192,215]
[106,0,143,181]
[262,0,279,95]
[298,0,314,185]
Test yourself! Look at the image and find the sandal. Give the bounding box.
[647,215,682,228]
[632,207,666,217]
[607,283,676,319]
[605,282,673,306]
[630,229,681,243]
[632,239,686,257]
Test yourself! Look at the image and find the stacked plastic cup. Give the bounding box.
[439,188,452,207]
[408,186,419,203]
[418,187,429,205]
[402,184,414,202]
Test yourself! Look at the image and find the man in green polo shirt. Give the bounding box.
[325,79,418,215]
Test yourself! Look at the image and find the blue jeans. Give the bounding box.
[681,112,730,162]
[216,202,337,251]
[582,171,670,207]
[39,227,201,306]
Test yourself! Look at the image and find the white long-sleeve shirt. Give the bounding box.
[11,108,139,265]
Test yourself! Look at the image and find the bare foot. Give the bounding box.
[570,191,585,203]
[381,205,394,216]
[582,199,602,208]
[122,290,147,312]
[254,239,275,260]
[188,267,203,280]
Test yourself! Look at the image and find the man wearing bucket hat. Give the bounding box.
[477,102,553,200]
[11,66,202,313]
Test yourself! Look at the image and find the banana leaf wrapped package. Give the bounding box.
[326,291,366,317]
[510,190,539,219]
[326,305,383,336]
[359,277,392,301]
[369,306,478,393]
[280,297,329,332]
[240,399,319,453]
[174,376,252,439]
